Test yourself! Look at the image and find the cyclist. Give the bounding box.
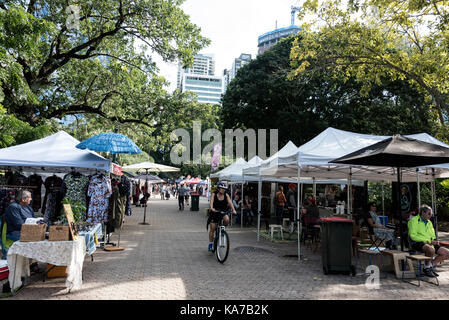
[208,181,236,251]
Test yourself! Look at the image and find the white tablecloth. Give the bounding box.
[7,237,86,292]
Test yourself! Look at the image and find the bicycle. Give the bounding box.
[211,210,230,263]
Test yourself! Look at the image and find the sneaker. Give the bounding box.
[423,267,435,278]
[431,267,440,277]
[208,243,214,251]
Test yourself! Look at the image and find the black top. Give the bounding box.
[213,192,228,212]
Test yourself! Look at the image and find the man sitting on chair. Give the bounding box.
[4,190,35,241]
[364,202,398,250]
[408,204,449,278]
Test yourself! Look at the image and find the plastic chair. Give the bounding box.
[1,221,14,259]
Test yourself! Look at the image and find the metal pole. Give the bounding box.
[140,169,150,225]
[397,167,404,251]
[257,176,262,241]
[432,168,438,239]
[297,167,302,261]
[313,177,316,200]
[230,182,233,227]
[347,168,352,218]
[382,182,385,215]
[241,181,244,229]
[416,168,421,209]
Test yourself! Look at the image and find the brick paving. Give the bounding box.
[4,196,449,300]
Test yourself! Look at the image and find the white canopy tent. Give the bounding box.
[239,139,364,243]
[255,127,449,260]
[0,131,111,173]
[260,127,449,182]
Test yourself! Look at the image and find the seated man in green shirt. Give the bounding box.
[408,204,449,277]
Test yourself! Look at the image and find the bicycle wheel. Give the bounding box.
[215,229,230,263]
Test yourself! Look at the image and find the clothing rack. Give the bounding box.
[0,185,38,189]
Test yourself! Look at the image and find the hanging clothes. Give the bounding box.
[42,175,63,221]
[4,170,14,185]
[106,179,127,233]
[0,189,17,218]
[86,173,112,224]
[62,172,90,206]
[28,174,43,212]
[11,172,29,186]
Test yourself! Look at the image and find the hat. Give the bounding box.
[288,183,296,189]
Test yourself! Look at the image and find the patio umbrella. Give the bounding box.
[122,161,180,225]
[76,132,142,154]
[76,132,142,252]
[134,174,164,184]
[331,134,449,250]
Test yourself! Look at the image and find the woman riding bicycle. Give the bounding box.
[208,181,236,251]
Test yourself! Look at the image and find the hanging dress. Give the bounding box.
[86,174,112,224]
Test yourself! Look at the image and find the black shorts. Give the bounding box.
[209,211,229,224]
[411,241,441,253]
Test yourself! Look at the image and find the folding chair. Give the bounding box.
[302,216,320,249]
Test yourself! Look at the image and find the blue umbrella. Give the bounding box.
[76,132,142,154]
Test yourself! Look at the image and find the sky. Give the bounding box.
[152,0,302,92]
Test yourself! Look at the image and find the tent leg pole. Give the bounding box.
[397,167,403,251]
[241,182,244,229]
[348,168,352,219]
[417,169,421,209]
[257,183,261,241]
[257,177,262,241]
[313,177,316,200]
[432,169,438,239]
[297,167,301,261]
[230,183,233,227]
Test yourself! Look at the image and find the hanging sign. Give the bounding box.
[112,163,123,176]
[63,204,79,240]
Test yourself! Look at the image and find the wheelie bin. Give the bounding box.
[190,193,200,211]
[321,217,355,275]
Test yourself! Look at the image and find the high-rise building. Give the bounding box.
[177,54,224,105]
[257,25,300,55]
[223,53,252,92]
[257,5,301,55]
[223,69,232,89]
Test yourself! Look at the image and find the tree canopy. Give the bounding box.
[221,36,434,147]
[291,0,449,127]
[0,0,210,127]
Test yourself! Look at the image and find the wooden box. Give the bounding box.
[46,264,68,278]
[49,225,70,241]
[20,224,46,242]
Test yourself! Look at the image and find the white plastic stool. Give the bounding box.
[269,224,283,241]
[282,218,290,230]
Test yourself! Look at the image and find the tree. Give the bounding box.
[221,36,433,148]
[0,105,54,147]
[0,0,209,126]
[62,90,222,172]
[291,0,449,128]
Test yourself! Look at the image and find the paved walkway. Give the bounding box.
[4,197,449,300]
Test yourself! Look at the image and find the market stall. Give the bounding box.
[255,127,449,259]
[0,131,117,293]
